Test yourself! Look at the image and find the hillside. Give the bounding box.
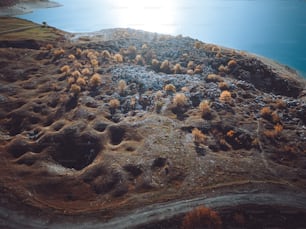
[0,17,306,228]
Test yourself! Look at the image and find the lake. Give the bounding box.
[18,0,306,77]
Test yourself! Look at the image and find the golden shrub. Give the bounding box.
[194,65,203,74]
[194,41,202,49]
[192,128,207,144]
[218,64,226,72]
[160,60,170,73]
[67,77,75,85]
[76,77,86,87]
[264,123,283,138]
[135,54,145,65]
[173,93,188,106]
[207,74,223,82]
[227,59,237,68]
[89,73,102,87]
[71,70,81,78]
[101,50,111,59]
[60,65,70,74]
[199,100,211,118]
[142,43,148,49]
[187,69,194,75]
[118,80,127,94]
[260,107,272,118]
[68,54,75,60]
[75,48,82,56]
[114,53,123,63]
[219,90,232,102]
[81,68,91,76]
[182,206,222,229]
[45,44,53,50]
[70,84,81,95]
[109,99,120,109]
[164,84,176,92]
[187,61,194,69]
[218,82,229,90]
[173,63,182,74]
[53,48,65,56]
[226,130,235,138]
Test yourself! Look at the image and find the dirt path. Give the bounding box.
[1,191,306,229]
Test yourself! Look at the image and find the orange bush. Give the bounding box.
[219,90,232,102]
[173,63,182,74]
[182,206,222,229]
[173,93,188,107]
[81,68,91,76]
[192,128,207,144]
[70,84,81,95]
[227,59,237,68]
[226,130,235,138]
[71,70,81,78]
[199,100,211,119]
[101,50,111,59]
[218,82,229,90]
[60,65,70,74]
[68,54,75,60]
[194,41,202,49]
[264,123,283,138]
[164,84,176,93]
[76,77,86,87]
[89,73,102,87]
[114,53,123,63]
[207,74,223,82]
[118,80,127,94]
[109,99,120,109]
[260,107,271,117]
[160,60,171,73]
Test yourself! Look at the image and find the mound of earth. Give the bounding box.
[0,18,306,228]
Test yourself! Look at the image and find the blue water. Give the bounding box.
[18,0,306,77]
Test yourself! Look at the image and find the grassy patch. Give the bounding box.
[0,17,65,42]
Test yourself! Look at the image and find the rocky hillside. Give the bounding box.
[0,18,306,228]
[0,0,18,7]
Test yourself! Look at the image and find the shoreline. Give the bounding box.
[0,0,61,17]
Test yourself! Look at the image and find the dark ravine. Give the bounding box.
[0,17,306,228]
[1,191,306,228]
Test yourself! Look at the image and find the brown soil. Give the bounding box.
[0,17,306,228]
